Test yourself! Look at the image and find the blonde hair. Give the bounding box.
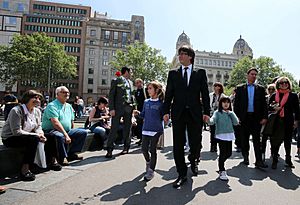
[147,81,164,101]
[275,77,292,90]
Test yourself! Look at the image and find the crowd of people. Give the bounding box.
[1,45,300,193]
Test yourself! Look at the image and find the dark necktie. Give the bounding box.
[184,67,188,86]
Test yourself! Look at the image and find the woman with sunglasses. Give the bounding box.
[268,77,300,169]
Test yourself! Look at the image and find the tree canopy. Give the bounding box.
[228,56,299,92]
[0,32,77,89]
[110,42,169,84]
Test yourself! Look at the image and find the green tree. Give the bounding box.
[228,56,299,92]
[110,42,169,84]
[0,32,77,89]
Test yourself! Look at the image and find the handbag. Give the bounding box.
[262,113,277,136]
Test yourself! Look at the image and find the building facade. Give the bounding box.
[0,0,30,92]
[172,32,253,91]
[83,12,144,104]
[21,0,91,98]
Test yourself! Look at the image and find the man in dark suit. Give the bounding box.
[234,68,268,168]
[105,66,134,158]
[163,46,210,188]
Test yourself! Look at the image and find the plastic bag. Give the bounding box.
[34,142,47,168]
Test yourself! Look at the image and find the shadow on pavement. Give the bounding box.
[227,158,300,190]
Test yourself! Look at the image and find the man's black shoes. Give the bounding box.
[255,161,268,168]
[172,176,187,188]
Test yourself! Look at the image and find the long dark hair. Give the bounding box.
[218,96,232,112]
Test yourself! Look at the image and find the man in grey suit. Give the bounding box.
[105,66,134,158]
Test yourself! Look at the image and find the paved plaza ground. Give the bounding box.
[0,118,300,205]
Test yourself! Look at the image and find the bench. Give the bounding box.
[0,131,97,178]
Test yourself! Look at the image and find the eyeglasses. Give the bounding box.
[32,96,41,100]
[279,81,288,85]
[178,52,188,56]
[60,91,70,94]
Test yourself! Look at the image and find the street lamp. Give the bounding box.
[47,51,51,96]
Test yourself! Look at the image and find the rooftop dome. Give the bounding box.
[232,35,253,58]
[176,31,191,49]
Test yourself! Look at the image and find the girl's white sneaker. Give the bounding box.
[219,171,229,181]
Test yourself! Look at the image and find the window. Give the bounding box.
[9,17,17,25]
[102,70,108,76]
[112,50,116,56]
[102,79,107,85]
[205,59,208,65]
[88,68,93,74]
[89,49,95,55]
[113,31,118,40]
[103,59,109,66]
[104,30,110,39]
[90,40,95,45]
[229,61,232,67]
[113,42,118,47]
[135,21,141,29]
[88,78,93,84]
[89,58,94,65]
[2,1,9,9]
[200,59,203,64]
[225,61,228,67]
[209,60,212,65]
[17,3,25,12]
[103,50,109,56]
[104,42,109,47]
[90,29,96,36]
[88,89,93,93]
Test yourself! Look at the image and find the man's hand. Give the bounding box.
[110,110,116,117]
[65,135,71,144]
[163,114,169,123]
[203,115,209,123]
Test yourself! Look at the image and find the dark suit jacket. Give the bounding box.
[109,77,134,113]
[163,66,210,123]
[234,83,268,122]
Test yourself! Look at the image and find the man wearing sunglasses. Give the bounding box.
[42,86,87,165]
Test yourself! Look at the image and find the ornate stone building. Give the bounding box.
[83,12,144,104]
[172,32,253,91]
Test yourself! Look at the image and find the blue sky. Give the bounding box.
[48,0,300,79]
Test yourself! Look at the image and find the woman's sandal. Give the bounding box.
[20,171,35,181]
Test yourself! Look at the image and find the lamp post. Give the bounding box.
[47,49,51,102]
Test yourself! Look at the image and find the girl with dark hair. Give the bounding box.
[88,96,110,147]
[134,81,164,181]
[209,82,226,152]
[208,97,239,181]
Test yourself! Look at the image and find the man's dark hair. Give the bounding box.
[178,46,195,64]
[97,96,108,105]
[21,90,43,104]
[121,66,131,75]
[247,67,258,74]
